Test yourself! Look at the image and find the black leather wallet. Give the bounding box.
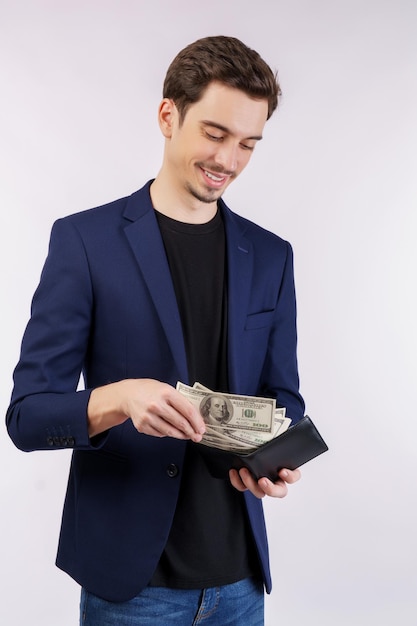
[195,415,328,481]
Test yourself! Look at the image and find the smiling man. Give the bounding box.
[152,81,267,214]
[6,36,305,625]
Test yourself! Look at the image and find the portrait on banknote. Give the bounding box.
[200,395,233,426]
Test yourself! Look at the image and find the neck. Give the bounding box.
[150,171,218,224]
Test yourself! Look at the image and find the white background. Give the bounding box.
[1,1,416,624]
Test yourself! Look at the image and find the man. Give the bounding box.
[6,36,305,625]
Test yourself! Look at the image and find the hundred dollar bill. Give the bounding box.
[273,413,292,437]
[200,431,252,452]
[185,382,292,452]
[207,415,289,450]
[203,424,258,448]
[200,422,285,454]
[206,420,274,447]
[193,383,289,436]
[177,382,276,433]
[193,382,213,392]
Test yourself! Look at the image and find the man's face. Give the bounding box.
[209,397,228,422]
[163,81,268,206]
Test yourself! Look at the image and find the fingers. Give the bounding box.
[229,468,251,492]
[126,379,206,441]
[163,387,206,440]
[257,476,288,498]
[229,468,267,499]
[278,467,301,484]
[136,408,202,441]
[229,467,301,499]
[135,415,192,440]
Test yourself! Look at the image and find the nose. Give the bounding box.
[214,142,238,174]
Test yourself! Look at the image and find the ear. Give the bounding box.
[157,98,176,138]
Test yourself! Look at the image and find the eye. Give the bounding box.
[205,132,223,142]
[240,143,255,151]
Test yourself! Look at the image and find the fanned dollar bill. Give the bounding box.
[177,381,291,453]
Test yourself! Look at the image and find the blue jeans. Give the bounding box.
[80,578,264,625]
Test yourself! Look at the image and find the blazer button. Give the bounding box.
[166,463,179,478]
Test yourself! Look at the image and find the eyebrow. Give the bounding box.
[201,120,263,142]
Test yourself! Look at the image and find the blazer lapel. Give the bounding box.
[122,185,189,382]
[221,201,254,393]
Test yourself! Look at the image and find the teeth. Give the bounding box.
[205,170,224,182]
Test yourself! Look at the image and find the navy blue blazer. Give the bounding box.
[6,181,304,602]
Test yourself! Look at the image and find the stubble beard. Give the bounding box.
[186,162,235,204]
[185,181,222,204]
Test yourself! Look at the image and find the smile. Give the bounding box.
[204,170,225,182]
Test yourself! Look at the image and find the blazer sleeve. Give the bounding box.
[6,218,102,452]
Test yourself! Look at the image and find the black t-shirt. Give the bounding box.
[150,208,260,589]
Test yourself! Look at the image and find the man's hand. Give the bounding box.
[229,466,301,499]
[88,378,206,441]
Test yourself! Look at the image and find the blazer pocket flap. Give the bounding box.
[245,310,274,330]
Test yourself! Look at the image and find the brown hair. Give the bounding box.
[163,36,281,123]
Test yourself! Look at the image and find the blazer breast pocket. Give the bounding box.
[245,310,275,330]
